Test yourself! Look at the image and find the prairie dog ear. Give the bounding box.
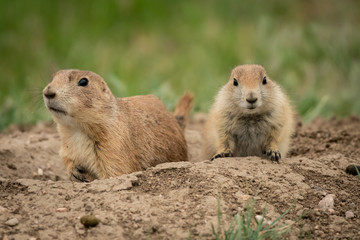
[101,81,113,100]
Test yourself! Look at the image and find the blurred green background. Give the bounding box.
[0,0,359,130]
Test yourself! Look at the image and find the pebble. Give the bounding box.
[345,211,354,219]
[328,209,335,214]
[318,194,335,212]
[5,218,19,226]
[255,215,264,222]
[56,207,68,212]
[37,168,44,176]
[80,215,100,228]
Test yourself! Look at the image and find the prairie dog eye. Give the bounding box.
[78,78,88,87]
[233,78,238,86]
[262,76,267,85]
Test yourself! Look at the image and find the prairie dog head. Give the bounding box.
[225,64,279,114]
[43,69,116,127]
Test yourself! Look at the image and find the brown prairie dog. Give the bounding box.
[43,69,193,182]
[202,64,295,161]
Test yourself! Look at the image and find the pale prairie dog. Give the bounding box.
[202,64,295,161]
[43,69,193,182]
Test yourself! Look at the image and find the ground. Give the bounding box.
[0,114,359,239]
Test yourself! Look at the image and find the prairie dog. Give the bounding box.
[202,64,295,161]
[43,70,193,182]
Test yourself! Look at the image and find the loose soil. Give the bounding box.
[0,115,359,239]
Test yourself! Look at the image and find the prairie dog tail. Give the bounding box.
[174,92,194,130]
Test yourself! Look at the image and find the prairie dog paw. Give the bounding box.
[263,149,281,162]
[211,152,233,161]
[69,166,95,182]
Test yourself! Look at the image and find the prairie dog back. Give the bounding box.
[202,64,295,161]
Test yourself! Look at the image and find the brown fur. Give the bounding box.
[43,70,193,181]
[202,64,295,161]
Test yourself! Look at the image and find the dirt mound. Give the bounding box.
[0,115,359,239]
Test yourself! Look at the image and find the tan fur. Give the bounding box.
[43,70,192,181]
[174,92,194,130]
[202,64,295,161]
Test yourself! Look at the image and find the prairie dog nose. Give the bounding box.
[246,92,258,104]
[246,97,257,104]
[43,87,56,99]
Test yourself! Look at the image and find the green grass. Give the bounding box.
[356,166,360,180]
[1,0,360,129]
[211,196,291,240]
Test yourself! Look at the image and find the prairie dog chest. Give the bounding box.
[230,115,271,156]
[60,130,98,165]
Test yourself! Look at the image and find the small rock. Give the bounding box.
[80,215,100,228]
[345,211,354,219]
[266,220,273,226]
[345,165,360,176]
[3,234,9,240]
[56,207,67,212]
[5,218,19,226]
[29,237,37,240]
[37,168,44,176]
[255,215,264,223]
[328,209,335,214]
[318,194,335,212]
